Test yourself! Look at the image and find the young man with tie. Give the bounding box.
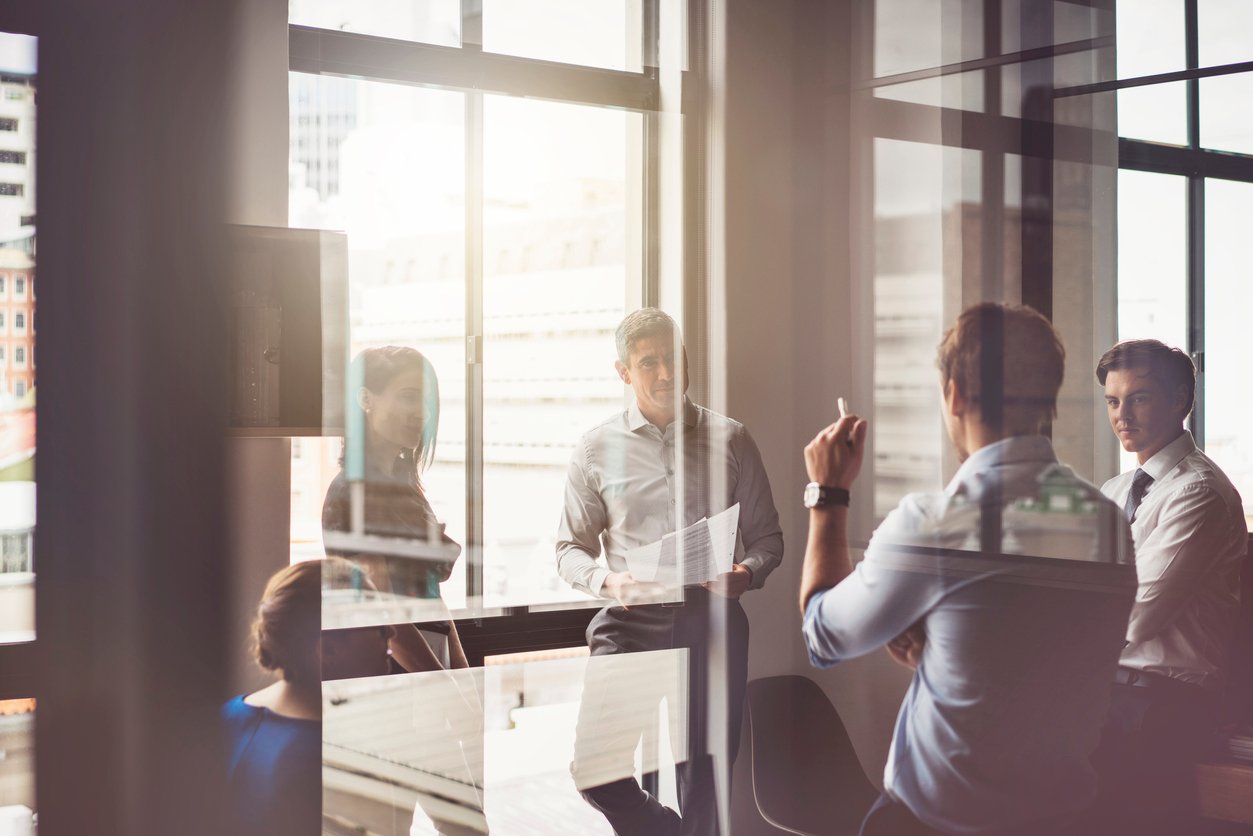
[1094,339,1247,832]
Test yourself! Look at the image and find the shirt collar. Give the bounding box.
[1139,429,1196,482]
[946,435,1058,496]
[627,397,699,433]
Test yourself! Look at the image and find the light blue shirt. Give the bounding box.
[803,436,1137,834]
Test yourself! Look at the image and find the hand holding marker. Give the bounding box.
[838,397,854,448]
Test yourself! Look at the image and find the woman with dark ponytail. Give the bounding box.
[321,345,468,671]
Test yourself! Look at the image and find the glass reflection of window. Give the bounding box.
[1111,0,1253,513]
[288,4,669,615]
[481,95,638,608]
[1203,179,1253,518]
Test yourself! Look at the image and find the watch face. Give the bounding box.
[803,482,821,508]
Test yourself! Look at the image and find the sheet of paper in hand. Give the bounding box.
[625,503,740,588]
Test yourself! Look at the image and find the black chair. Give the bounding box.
[745,675,879,836]
[1226,541,1253,724]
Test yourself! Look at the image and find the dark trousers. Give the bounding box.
[572,589,749,836]
[1089,671,1224,836]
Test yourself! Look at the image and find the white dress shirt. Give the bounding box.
[555,398,783,598]
[1102,430,1247,689]
[804,436,1137,834]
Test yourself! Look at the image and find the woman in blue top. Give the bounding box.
[223,558,392,836]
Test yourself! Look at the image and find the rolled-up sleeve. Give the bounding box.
[1126,484,1243,644]
[733,426,784,589]
[556,437,612,598]
[803,509,942,667]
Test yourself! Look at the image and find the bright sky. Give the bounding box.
[0,33,36,75]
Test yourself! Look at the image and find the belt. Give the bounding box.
[1114,666,1205,693]
[658,586,712,608]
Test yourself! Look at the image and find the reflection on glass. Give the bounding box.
[1116,169,1187,472]
[873,0,982,78]
[322,649,654,835]
[1115,0,1184,78]
[1115,171,1187,350]
[0,33,35,645]
[1200,73,1253,155]
[1117,82,1187,146]
[1203,178,1253,518]
[482,95,638,609]
[287,73,469,611]
[873,71,984,112]
[1002,0,1107,54]
[288,0,461,47]
[872,139,969,521]
[324,668,488,835]
[1198,0,1253,67]
[481,0,642,72]
[0,698,35,826]
[322,348,469,666]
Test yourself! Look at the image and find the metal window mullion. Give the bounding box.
[1187,175,1205,446]
[1184,0,1204,445]
[641,0,660,306]
[288,25,659,113]
[465,89,486,610]
[1185,0,1200,150]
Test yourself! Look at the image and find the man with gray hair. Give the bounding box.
[557,307,783,835]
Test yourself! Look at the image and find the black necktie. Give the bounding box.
[1124,469,1153,523]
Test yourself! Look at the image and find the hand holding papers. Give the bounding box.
[625,504,740,589]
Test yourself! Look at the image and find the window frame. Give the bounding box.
[1095,0,1253,447]
[290,1,706,652]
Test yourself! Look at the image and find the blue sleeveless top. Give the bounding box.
[222,695,320,836]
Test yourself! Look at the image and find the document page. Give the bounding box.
[625,503,740,587]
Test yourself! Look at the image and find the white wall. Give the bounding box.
[721,0,910,801]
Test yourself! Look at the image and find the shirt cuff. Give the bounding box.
[738,555,769,589]
[802,590,841,669]
[588,567,612,599]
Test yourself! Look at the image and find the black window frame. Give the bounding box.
[1051,0,1253,446]
[288,0,709,657]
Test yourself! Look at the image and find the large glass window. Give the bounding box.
[289,3,678,625]
[1113,0,1253,517]
[1203,178,1253,518]
[288,0,462,47]
[860,1,1115,514]
[481,96,639,608]
[481,0,643,72]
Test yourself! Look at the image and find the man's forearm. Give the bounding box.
[799,507,853,615]
[555,543,610,597]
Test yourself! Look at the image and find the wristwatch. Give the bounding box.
[803,482,850,509]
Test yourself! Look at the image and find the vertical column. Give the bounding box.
[36,2,237,834]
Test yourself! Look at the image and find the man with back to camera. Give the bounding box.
[800,303,1138,835]
[556,307,783,835]
[1092,339,1247,831]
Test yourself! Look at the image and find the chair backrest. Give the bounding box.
[745,675,878,836]
[1228,539,1253,722]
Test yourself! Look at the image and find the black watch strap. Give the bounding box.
[804,482,850,508]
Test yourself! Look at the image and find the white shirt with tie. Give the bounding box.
[1102,430,1247,689]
